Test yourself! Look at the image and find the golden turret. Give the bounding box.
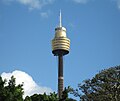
[52,11,70,56]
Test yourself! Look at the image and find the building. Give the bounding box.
[51,11,70,99]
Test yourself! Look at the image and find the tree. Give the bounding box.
[48,92,58,101]
[0,76,24,101]
[2,65,119,101]
[24,96,32,101]
[60,87,76,101]
[0,76,6,101]
[0,75,75,101]
[24,89,76,101]
[24,92,59,101]
[71,66,120,101]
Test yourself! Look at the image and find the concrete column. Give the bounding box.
[58,55,64,99]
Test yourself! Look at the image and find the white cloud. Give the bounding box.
[1,70,53,98]
[72,0,89,4]
[40,10,51,18]
[72,0,120,10]
[40,12,49,18]
[117,0,120,9]
[2,0,54,9]
[111,0,120,10]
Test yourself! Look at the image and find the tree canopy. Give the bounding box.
[0,75,76,101]
[71,65,120,101]
[0,76,24,101]
[24,88,76,101]
[0,65,120,101]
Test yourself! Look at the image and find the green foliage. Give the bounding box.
[0,76,24,101]
[24,96,32,101]
[1,65,119,101]
[60,87,76,101]
[0,75,76,101]
[0,76,6,101]
[24,92,59,101]
[24,88,76,101]
[71,66,120,101]
[48,92,58,100]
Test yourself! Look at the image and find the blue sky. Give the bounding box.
[0,0,120,98]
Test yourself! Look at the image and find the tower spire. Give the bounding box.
[59,10,62,27]
[52,11,70,99]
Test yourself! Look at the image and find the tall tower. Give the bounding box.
[51,11,70,99]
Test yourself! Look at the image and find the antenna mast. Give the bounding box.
[59,10,62,27]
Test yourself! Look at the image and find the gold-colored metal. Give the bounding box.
[52,27,70,54]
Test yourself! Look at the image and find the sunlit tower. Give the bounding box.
[51,11,70,99]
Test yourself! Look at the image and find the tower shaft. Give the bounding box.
[51,11,70,100]
[58,55,63,98]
